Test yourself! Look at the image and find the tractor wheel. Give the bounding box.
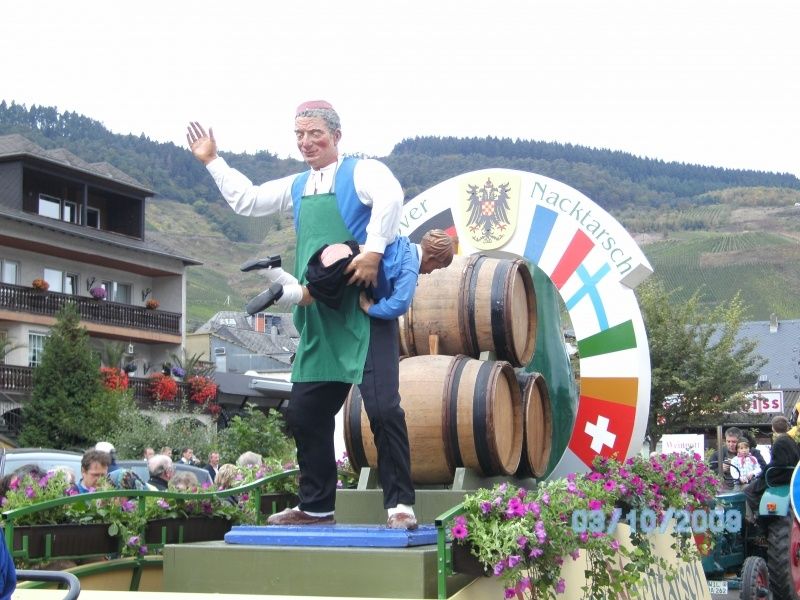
[740,556,768,600]
[767,514,800,600]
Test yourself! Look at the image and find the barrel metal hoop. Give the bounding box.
[490,259,514,363]
[472,360,496,476]
[445,355,470,471]
[346,385,369,471]
[463,255,485,357]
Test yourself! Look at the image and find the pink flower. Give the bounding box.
[588,499,603,510]
[451,524,468,540]
[25,486,35,499]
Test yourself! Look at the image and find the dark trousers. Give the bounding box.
[288,317,415,513]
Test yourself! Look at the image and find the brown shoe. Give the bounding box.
[267,508,335,526]
[387,512,418,531]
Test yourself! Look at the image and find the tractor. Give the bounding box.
[702,462,800,599]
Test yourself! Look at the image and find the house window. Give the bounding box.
[28,332,48,367]
[86,207,100,229]
[38,194,79,224]
[1,259,18,285]
[43,269,79,294]
[101,280,131,304]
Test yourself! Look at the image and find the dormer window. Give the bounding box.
[38,193,79,224]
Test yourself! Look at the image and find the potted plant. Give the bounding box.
[448,453,719,599]
[145,299,159,310]
[1,471,119,561]
[31,278,49,292]
[148,373,178,402]
[89,286,107,300]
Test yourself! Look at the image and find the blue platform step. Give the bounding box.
[224,524,438,547]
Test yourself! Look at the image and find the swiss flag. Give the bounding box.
[569,396,636,467]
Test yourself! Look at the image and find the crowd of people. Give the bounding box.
[0,442,275,499]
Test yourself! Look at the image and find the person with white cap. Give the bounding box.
[95,441,119,473]
[187,102,418,530]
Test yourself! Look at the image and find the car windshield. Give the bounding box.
[2,454,82,477]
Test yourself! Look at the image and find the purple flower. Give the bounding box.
[603,480,617,492]
[507,555,521,568]
[529,547,543,559]
[480,501,492,514]
[493,560,505,576]
[454,515,467,526]
[127,536,140,547]
[157,498,170,509]
[555,578,566,594]
[25,486,35,499]
[121,500,136,512]
[504,588,516,599]
[451,524,468,540]
[139,545,149,555]
[610,540,620,550]
[570,549,580,560]
[172,366,186,378]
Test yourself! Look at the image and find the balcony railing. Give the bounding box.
[0,283,180,336]
[0,365,190,410]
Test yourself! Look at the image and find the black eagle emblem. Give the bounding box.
[465,178,512,243]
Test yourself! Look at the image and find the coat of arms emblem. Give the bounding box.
[460,173,519,250]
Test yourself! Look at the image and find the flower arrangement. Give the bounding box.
[31,278,49,291]
[145,299,159,310]
[1,470,77,525]
[187,375,218,405]
[100,366,129,391]
[148,372,178,402]
[336,452,359,489]
[89,286,107,300]
[449,453,719,600]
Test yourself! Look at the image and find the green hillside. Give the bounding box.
[5,101,800,325]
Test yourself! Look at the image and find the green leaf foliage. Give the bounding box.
[19,303,129,449]
[637,280,766,449]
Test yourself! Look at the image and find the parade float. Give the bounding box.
[7,169,737,600]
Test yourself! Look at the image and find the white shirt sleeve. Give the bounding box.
[206,157,296,217]
[353,159,404,254]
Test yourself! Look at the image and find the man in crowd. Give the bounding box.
[205,451,221,481]
[147,454,175,491]
[76,449,111,493]
[187,100,417,529]
[95,441,120,473]
[708,426,743,489]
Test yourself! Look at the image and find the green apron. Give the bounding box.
[290,191,370,384]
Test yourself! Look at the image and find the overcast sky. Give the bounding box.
[3,1,798,177]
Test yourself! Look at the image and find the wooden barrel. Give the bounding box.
[399,254,536,367]
[515,371,553,478]
[344,354,523,485]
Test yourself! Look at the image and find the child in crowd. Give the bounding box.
[730,439,762,485]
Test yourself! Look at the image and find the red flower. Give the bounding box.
[187,375,218,405]
[100,367,129,391]
[148,373,178,402]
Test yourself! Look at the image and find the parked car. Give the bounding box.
[116,459,213,487]
[0,448,212,487]
[0,448,83,478]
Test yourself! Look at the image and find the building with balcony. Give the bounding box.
[0,134,201,434]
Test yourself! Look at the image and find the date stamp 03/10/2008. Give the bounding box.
[571,507,742,536]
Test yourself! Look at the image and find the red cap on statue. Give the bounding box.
[296,100,335,115]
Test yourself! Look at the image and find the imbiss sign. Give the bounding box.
[746,390,784,414]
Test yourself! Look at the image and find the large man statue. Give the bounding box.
[187,101,416,529]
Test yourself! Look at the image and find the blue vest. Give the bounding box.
[290,157,371,242]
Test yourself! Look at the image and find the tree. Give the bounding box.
[19,303,128,449]
[216,404,295,466]
[637,280,765,451]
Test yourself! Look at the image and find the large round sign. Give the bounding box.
[401,169,653,478]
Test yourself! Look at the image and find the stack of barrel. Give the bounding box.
[344,253,553,484]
